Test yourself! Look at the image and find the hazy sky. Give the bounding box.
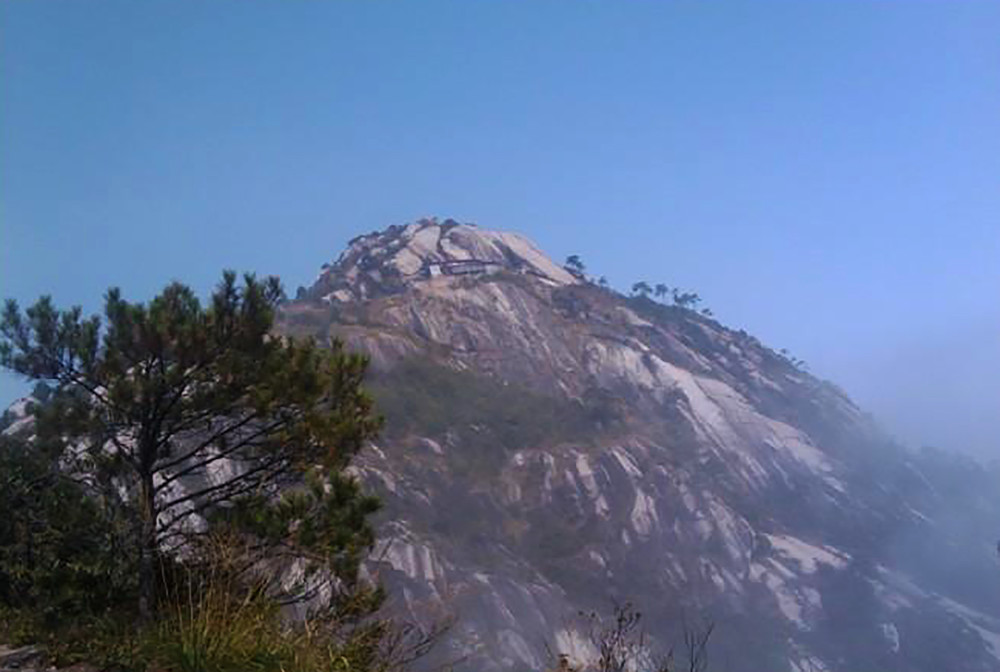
[2,1,998,457]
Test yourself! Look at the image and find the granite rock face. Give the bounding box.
[302,217,577,305]
[276,219,1000,672]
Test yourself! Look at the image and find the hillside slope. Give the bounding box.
[276,219,1000,672]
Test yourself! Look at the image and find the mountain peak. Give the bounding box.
[305,218,578,303]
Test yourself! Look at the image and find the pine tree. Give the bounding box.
[631,281,652,298]
[671,290,702,310]
[0,271,383,620]
[564,255,587,278]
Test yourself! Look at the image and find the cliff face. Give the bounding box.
[276,219,1000,672]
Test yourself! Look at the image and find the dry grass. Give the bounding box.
[144,535,442,672]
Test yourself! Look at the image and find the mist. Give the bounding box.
[822,315,1000,461]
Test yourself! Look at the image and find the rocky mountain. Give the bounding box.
[4,218,999,672]
[275,218,1000,672]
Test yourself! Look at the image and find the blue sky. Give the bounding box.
[2,1,998,456]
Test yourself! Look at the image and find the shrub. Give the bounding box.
[0,434,136,644]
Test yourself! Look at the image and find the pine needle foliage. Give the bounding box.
[0,271,384,620]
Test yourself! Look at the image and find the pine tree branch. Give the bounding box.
[153,416,288,493]
[152,409,266,477]
[156,456,288,533]
[159,452,289,514]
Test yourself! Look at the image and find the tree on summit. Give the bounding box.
[672,290,702,310]
[631,281,652,298]
[0,271,383,621]
[564,255,587,278]
[654,283,670,302]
